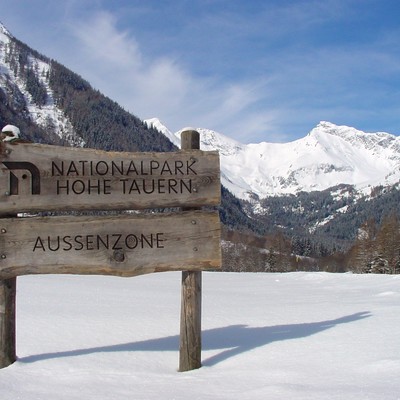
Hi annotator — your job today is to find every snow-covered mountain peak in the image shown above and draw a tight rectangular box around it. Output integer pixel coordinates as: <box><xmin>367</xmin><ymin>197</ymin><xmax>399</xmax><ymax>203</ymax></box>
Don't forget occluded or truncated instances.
<box><xmin>0</xmin><ymin>22</ymin><xmax>12</xmax><ymax>38</ymax></box>
<box><xmin>0</xmin><ymin>23</ymin><xmax>12</xmax><ymax>44</ymax></box>
<box><xmin>151</xmin><ymin>119</ymin><xmax>400</xmax><ymax>201</ymax></box>
<box><xmin>144</xmin><ymin>119</ymin><xmax>244</xmax><ymax>155</ymax></box>
<box><xmin>184</xmin><ymin>127</ymin><xmax>244</xmax><ymax>156</ymax></box>
<box><xmin>310</xmin><ymin>121</ymin><xmax>398</xmax><ymax>151</ymax></box>
<box><xmin>0</xmin><ymin>28</ymin><xmax>84</xmax><ymax>146</ymax></box>
<box><xmin>144</xmin><ymin>118</ymin><xmax>179</xmax><ymax>146</ymax></box>
<box><xmin>309</xmin><ymin>121</ymin><xmax>362</xmax><ymax>145</ymax></box>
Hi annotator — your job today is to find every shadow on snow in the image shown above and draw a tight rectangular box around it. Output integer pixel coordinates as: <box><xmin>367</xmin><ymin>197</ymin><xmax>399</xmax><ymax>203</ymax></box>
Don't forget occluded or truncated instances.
<box><xmin>18</xmin><ymin>311</ymin><xmax>371</xmax><ymax>366</ymax></box>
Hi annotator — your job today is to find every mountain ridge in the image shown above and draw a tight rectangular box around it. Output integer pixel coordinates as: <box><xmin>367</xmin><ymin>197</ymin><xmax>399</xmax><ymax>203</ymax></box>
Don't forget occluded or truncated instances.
<box><xmin>145</xmin><ymin>118</ymin><xmax>400</xmax><ymax>202</ymax></box>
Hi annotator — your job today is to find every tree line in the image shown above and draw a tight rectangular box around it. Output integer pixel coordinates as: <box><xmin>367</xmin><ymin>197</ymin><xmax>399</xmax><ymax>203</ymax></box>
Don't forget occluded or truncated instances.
<box><xmin>346</xmin><ymin>213</ymin><xmax>400</xmax><ymax>273</ymax></box>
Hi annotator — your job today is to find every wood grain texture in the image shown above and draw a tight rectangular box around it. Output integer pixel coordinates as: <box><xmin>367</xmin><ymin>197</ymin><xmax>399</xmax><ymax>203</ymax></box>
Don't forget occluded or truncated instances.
<box><xmin>0</xmin><ymin>132</ymin><xmax>221</xmax><ymax>370</ymax></box>
<box><xmin>0</xmin><ymin>142</ymin><xmax>220</xmax><ymax>212</ymax></box>
<box><xmin>0</xmin><ymin>277</ymin><xmax>16</xmax><ymax>368</ymax></box>
<box><xmin>179</xmin><ymin>130</ymin><xmax>202</xmax><ymax>372</ymax></box>
<box><xmin>179</xmin><ymin>270</ymin><xmax>202</xmax><ymax>371</ymax></box>
<box><xmin>0</xmin><ymin>210</ymin><xmax>221</xmax><ymax>279</ymax></box>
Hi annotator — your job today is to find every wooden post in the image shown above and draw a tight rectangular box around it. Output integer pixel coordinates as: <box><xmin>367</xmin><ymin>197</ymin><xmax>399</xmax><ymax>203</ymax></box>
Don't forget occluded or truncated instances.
<box><xmin>0</xmin><ymin>278</ymin><xmax>17</xmax><ymax>368</ymax></box>
<box><xmin>0</xmin><ymin>277</ymin><xmax>16</xmax><ymax>368</ymax></box>
<box><xmin>0</xmin><ymin>212</ymin><xmax>16</xmax><ymax>368</ymax></box>
<box><xmin>179</xmin><ymin>130</ymin><xmax>202</xmax><ymax>371</ymax></box>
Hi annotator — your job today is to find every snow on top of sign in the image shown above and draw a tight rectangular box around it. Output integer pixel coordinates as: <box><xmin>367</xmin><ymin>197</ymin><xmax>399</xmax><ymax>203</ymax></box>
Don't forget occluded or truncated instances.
<box><xmin>1</xmin><ymin>124</ymin><xmax>20</xmax><ymax>141</ymax></box>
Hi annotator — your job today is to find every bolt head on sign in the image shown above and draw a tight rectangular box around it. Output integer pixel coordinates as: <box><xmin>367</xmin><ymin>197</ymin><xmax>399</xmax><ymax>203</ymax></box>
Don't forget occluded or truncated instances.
<box><xmin>1</xmin><ymin>125</ymin><xmax>20</xmax><ymax>142</ymax></box>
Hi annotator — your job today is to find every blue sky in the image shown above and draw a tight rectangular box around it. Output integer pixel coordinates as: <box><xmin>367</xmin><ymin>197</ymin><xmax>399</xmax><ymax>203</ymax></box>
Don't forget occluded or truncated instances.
<box><xmin>1</xmin><ymin>0</ymin><xmax>400</xmax><ymax>143</ymax></box>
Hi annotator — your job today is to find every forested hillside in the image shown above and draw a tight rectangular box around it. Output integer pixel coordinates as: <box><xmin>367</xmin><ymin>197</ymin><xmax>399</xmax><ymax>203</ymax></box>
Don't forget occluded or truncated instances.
<box><xmin>1</xmin><ymin>36</ymin><xmax>174</xmax><ymax>152</ymax></box>
<box><xmin>48</xmin><ymin>61</ymin><xmax>176</xmax><ymax>152</ymax></box>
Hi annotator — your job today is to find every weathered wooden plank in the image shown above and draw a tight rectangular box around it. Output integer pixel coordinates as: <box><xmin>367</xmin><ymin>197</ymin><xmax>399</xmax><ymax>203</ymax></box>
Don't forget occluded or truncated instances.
<box><xmin>0</xmin><ymin>143</ymin><xmax>220</xmax><ymax>213</ymax></box>
<box><xmin>0</xmin><ymin>210</ymin><xmax>221</xmax><ymax>279</ymax></box>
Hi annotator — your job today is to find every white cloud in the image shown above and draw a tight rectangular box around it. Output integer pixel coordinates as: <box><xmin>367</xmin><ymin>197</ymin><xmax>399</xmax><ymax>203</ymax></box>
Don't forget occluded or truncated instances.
<box><xmin>65</xmin><ymin>11</ymin><xmax>276</xmax><ymax>141</ymax></box>
<box><xmin>69</xmin><ymin>12</ymin><xmax>142</xmax><ymax>69</ymax></box>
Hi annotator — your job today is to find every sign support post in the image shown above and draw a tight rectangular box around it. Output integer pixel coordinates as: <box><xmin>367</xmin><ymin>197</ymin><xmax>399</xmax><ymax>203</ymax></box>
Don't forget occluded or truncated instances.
<box><xmin>179</xmin><ymin>130</ymin><xmax>202</xmax><ymax>372</ymax></box>
<box><xmin>0</xmin><ymin>278</ymin><xmax>16</xmax><ymax>368</ymax></box>
<box><xmin>0</xmin><ymin>213</ymin><xmax>16</xmax><ymax>369</ymax></box>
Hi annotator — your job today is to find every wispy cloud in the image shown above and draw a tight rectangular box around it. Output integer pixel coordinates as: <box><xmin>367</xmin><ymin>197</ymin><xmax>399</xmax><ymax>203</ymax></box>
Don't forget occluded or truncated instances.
<box><xmin>72</xmin><ymin>12</ymin><xmax>142</xmax><ymax>67</ymax></box>
<box><xmin>67</xmin><ymin>11</ymin><xmax>274</xmax><ymax>142</ymax></box>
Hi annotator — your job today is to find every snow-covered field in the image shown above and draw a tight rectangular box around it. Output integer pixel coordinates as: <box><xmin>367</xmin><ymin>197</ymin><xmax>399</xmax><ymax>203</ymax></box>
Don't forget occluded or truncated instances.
<box><xmin>1</xmin><ymin>271</ymin><xmax>399</xmax><ymax>399</ymax></box>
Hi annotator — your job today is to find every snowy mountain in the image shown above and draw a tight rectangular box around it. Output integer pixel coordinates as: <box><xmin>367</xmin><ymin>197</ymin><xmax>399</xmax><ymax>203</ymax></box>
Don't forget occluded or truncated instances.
<box><xmin>146</xmin><ymin>118</ymin><xmax>400</xmax><ymax>201</ymax></box>
<box><xmin>0</xmin><ymin>22</ymin><xmax>83</xmax><ymax>146</ymax></box>
<box><xmin>0</xmin><ymin>22</ymin><xmax>173</xmax><ymax>153</ymax></box>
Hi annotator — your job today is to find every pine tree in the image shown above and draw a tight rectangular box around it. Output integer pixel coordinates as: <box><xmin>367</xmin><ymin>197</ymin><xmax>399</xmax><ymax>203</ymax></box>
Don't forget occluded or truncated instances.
<box><xmin>375</xmin><ymin>213</ymin><xmax>400</xmax><ymax>273</ymax></box>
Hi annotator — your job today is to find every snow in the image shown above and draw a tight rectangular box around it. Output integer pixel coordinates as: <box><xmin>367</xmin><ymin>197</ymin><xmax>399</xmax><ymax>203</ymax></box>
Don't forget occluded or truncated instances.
<box><xmin>0</xmin><ymin>25</ymin><xmax>84</xmax><ymax>147</ymax></box>
<box><xmin>146</xmin><ymin>118</ymin><xmax>400</xmax><ymax>202</ymax></box>
<box><xmin>1</xmin><ymin>271</ymin><xmax>400</xmax><ymax>399</ymax></box>
<box><xmin>0</xmin><ymin>22</ymin><xmax>12</xmax><ymax>38</ymax></box>
<box><xmin>145</xmin><ymin>118</ymin><xmax>180</xmax><ymax>147</ymax></box>
<box><xmin>1</xmin><ymin>124</ymin><xmax>20</xmax><ymax>140</ymax></box>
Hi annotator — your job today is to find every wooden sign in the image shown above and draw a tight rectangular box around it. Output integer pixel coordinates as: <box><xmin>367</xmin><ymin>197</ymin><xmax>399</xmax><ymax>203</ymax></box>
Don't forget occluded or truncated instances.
<box><xmin>0</xmin><ymin>142</ymin><xmax>220</xmax><ymax>213</ymax></box>
<box><xmin>0</xmin><ymin>210</ymin><xmax>220</xmax><ymax>279</ymax></box>
<box><xmin>0</xmin><ymin>130</ymin><xmax>221</xmax><ymax>371</ymax></box>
